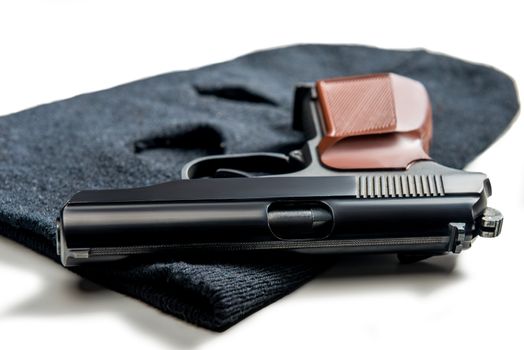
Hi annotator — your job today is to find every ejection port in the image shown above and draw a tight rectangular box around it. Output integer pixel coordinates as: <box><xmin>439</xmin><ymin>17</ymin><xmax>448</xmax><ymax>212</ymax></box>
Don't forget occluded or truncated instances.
<box><xmin>268</xmin><ymin>201</ymin><xmax>334</xmax><ymax>240</ymax></box>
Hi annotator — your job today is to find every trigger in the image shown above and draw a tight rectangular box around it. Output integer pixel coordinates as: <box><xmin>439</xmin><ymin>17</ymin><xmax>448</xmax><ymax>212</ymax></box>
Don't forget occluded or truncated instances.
<box><xmin>214</xmin><ymin>168</ymin><xmax>252</xmax><ymax>178</ymax></box>
<box><xmin>181</xmin><ymin>152</ymin><xmax>304</xmax><ymax>179</ymax></box>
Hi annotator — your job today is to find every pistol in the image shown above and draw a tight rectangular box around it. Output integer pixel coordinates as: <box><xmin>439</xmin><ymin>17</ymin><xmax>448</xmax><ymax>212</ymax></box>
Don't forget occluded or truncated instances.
<box><xmin>56</xmin><ymin>73</ymin><xmax>503</xmax><ymax>267</ymax></box>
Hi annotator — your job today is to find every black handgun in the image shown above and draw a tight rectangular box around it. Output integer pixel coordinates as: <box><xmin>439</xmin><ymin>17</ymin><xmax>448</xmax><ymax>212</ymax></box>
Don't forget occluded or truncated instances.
<box><xmin>56</xmin><ymin>73</ymin><xmax>502</xmax><ymax>267</ymax></box>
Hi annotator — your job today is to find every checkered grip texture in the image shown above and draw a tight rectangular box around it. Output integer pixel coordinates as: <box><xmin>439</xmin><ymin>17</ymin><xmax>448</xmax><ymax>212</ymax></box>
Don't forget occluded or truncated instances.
<box><xmin>316</xmin><ymin>74</ymin><xmax>397</xmax><ymax>137</ymax></box>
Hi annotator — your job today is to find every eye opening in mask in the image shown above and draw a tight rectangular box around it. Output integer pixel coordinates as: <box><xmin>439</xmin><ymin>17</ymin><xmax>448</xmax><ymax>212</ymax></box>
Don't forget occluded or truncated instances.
<box><xmin>133</xmin><ymin>125</ymin><xmax>225</xmax><ymax>156</ymax></box>
<box><xmin>194</xmin><ymin>85</ymin><xmax>278</xmax><ymax>106</ymax></box>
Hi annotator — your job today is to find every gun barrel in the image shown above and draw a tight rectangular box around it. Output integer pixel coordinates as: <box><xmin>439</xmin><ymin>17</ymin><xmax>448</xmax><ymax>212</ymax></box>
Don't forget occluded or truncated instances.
<box><xmin>57</xmin><ymin>184</ymin><xmax>487</xmax><ymax>266</ymax></box>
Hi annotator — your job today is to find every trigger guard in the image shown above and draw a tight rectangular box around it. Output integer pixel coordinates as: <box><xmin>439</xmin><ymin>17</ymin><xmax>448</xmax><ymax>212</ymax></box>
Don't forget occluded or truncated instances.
<box><xmin>181</xmin><ymin>152</ymin><xmax>302</xmax><ymax>179</ymax></box>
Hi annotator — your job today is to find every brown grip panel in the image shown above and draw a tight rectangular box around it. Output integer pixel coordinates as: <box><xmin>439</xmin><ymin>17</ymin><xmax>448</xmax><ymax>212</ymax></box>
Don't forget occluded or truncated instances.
<box><xmin>316</xmin><ymin>73</ymin><xmax>432</xmax><ymax>170</ymax></box>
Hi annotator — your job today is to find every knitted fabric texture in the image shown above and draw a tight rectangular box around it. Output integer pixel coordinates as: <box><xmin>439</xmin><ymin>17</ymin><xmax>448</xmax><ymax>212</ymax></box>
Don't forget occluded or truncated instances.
<box><xmin>0</xmin><ymin>45</ymin><xmax>519</xmax><ymax>331</ymax></box>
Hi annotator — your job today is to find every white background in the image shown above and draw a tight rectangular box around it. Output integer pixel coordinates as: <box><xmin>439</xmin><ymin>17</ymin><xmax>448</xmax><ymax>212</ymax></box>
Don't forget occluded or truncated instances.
<box><xmin>0</xmin><ymin>1</ymin><xmax>522</xmax><ymax>349</ymax></box>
